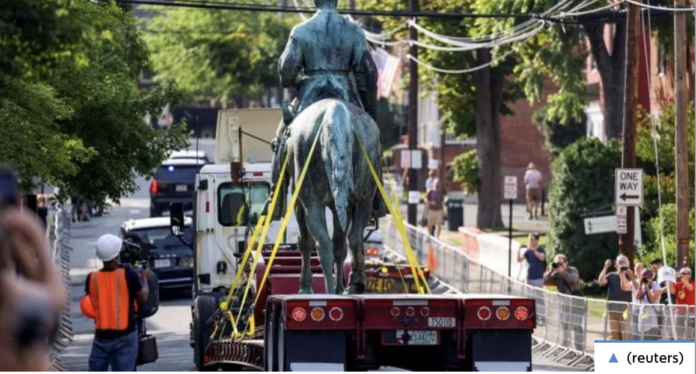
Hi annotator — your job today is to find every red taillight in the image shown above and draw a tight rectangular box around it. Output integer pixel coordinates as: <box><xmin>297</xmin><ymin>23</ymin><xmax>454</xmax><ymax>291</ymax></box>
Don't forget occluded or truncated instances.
<box><xmin>253</xmin><ymin>172</ymin><xmax>263</xmax><ymax>177</ymax></box>
<box><xmin>150</xmin><ymin>179</ymin><xmax>158</xmax><ymax>194</ymax></box>
<box><xmin>391</xmin><ymin>306</ymin><xmax>401</xmax><ymax>317</ymax></box>
<box><xmin>206</xmin><ymin>201</ymin><xmax>210</xmax><ymax>213</ymax></box>
<box><xmin>328</xmin><ymin>307</ymin><xmax>344</xmax><ymax>321</ymax></box>
<box><xmin>365</xmin><ymin>248</ymin><xmax>378</xmax><ymax>256</ymax></box>
<box><xmin>310</xmin><ymin>307</ymin><xmax>325</xmax><ymax>322</ymax></box>
<box><xmin>402</xmin><ymin>268</ymin><xmax>410</xmax><ymax>275</ymax></box>
<box><xmin>292</xmin><ymin>307</ymin><xmax>306</xmax><ymax>322</ymax></box>
<box><xmin>477</xmin><ymin>306</ymin><xmax>492</xmax><ymax>321</ymax></box>
<box><xmin>420</xmin><ymin>307</ymin><xmax>430</xmax><ymax>317</ymax></box>
<box><xmin>405</xmin><ymin>307</ymin><xmax>415</xmax><ymax>317</ymax></box>
<box><xmin>514</xmin><ymin>306</ymin><xmax>529</xmax><ymax>321</ymax></box>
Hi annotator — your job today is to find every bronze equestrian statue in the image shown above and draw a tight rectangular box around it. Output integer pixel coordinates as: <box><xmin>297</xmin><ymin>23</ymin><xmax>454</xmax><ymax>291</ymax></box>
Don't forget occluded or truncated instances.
<box><xmin>264</xmin><ymin>0</ymin><xmax>384</xmax><ymax>295</ymax></box>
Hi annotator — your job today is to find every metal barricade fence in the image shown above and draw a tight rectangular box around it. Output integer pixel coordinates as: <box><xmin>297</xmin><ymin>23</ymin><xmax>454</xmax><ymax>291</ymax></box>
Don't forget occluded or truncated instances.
<box><xmin>48</xmin><ymin>204</ymin><xmax>73</xmax><ymax>372</ymax></box>
<box><xmin>380</xmin><ymin>216</ymin><xmax>696</xmax><ymax>369</ymax></box>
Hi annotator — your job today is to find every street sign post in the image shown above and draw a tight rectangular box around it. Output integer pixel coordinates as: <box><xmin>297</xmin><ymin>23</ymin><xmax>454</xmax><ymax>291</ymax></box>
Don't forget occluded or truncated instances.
<box><xmin>504</xmin><ymin>176</ymin><xmax>517</xmax><ymax>280</ymax></box>
<box><xmin>615</xmin><ymin>168</ymin><xmax>644</xmax><ymax>206</ymax></box>
<box><xmin>616</xmin><ymin>206</ymin><xmax>628</xmax><ymax>234</ymax></box>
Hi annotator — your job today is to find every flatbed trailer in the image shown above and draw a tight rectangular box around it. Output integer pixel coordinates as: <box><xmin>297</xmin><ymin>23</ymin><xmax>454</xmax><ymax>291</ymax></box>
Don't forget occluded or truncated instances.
<box><xmin>198</xmin><ymin>249</ymin><xmax>537</xmax><ymax>372</ymax></box>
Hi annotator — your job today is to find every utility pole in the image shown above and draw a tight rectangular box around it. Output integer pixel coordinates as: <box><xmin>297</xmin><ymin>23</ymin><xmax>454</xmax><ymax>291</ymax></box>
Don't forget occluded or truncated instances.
<box><xmin>619</xmin><ymin>0</ymin><xmax>640</xmax><ymax>264</ymax></box>
<box><xmin>348</xmin><ymin>0</ymin><xmax>355</xmax><ymax>10</ymax></box>
<box><xmin>674</xmin><ymin>0</ymin><xmax>690</xmax><ymax>269</ymax></box>
<box><xmin>407</xmin><ymin>0</ymin><xmax>419</xmax><ymax>225</ymax></box>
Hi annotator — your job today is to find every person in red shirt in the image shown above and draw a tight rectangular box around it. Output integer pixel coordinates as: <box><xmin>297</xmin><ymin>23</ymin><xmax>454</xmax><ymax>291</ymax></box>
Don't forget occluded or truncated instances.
<box><xmin>669</xmin><ymin>267</ymin><xmax>695</xmax><ymax>340</ymax></box>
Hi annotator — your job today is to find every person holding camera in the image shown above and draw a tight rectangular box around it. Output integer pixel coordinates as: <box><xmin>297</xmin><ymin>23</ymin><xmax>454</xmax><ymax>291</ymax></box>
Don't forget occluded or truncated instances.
<box><xmin>517</xmin><ymin>233</ymin><xmax>546</xmax><ymax>324</ymax></box>
<box><xmin>598</xmin><ymin>255</ymin><xmax>633</xmax><ymax>340</ymax></box>
<box><xmin>81</xmin><ymin>234</ymin><xmax>150</xmax><ymax>371</ymax></box>
<box><xmin>631</xmin><ymin>268</ymin><xmax>662</xmax><ymax>340</ymax></box>
<box><xmin>0</xmin><ymin>207</ymin><xmax>67</xmax><ymax>371</ymax></box>
<box><xmin>544</xmin><ymin>254</ymin><xmax>585</xmax><ymax>352</ymax></box>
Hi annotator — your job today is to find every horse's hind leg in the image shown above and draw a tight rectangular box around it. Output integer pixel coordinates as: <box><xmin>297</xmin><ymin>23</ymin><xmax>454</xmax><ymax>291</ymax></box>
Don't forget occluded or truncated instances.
<box><xmin>346</xmin><ymin>198</ymin><xmax>372</xmax><ymax>295</ymax></box>
<box><xmin>302</xmin><ymin>201</ymin><xmax>334</xmax><ymax>294</ymax></box>
<box><xmin>296</xmin><ymin>204</ymin><xmax>314</xmax><ymax>294</ymax></box>
<box><xmin>331</xmin><ymin>206</ymin><xmax>347</xmax><ymax>295</ymax></box>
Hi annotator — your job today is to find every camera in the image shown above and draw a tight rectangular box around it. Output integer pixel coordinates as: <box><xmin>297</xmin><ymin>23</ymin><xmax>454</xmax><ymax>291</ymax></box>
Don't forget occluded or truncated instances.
<box><xmin>620</xmin><ymin>265</ymin><xmax>629</xmax><ymax>272</ymax></box>
<box><xmin>120</xmin><ymin>233</ymin><xmax>153</xmax><ymax>268</ymax></box>
<box><xmin>552</xmin><ymin>262</ymin><xmax>560</xmax><ymax>269</ymax></box>
<box><xmin>642</xmin><ymin>277</ymin><xmax>650</xmax><ymax>284</ymax></box>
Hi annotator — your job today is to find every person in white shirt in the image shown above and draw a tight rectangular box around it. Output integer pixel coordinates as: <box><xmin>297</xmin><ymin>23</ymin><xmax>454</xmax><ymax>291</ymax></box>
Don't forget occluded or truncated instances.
<box><xmin>630</xmin><ymin>268</ymin><xmax>663</xmax><ymax>340</ymax></box>
<box><xmin>524</xmin><ymin>162</ymin><xmax>543</xmax><ymax>220</ymax></box>
<box><xmin>425</xmin><ymin>170</ymin><xmax>436</xmax><ymax>191</ymax></box>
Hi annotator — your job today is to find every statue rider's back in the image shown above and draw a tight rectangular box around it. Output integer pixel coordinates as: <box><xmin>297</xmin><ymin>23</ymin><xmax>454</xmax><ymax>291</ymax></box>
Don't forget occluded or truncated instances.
<box><xmin>279</xmin><ymin>8</ymin><xmax>378</xmax><ymax>121</ymax></box>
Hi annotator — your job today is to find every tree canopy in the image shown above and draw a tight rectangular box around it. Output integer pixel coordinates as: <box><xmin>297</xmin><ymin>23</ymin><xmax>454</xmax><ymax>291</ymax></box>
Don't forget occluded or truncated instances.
<box><xmin>141</xmin><ymin>1</ymin><xmax>299</xmax><ymax>107</ymax></box>
<box><xmin>0</xmin><ymin>0</ymin><xmax>189</xmax><ymax>205</ymax></box>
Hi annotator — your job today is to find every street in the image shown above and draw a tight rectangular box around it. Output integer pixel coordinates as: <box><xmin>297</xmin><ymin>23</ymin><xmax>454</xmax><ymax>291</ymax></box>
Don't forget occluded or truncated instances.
<box><xmin>60</xmin><ymin>199</ymin><xmax>579</xmax><ymax>372</ymax></box>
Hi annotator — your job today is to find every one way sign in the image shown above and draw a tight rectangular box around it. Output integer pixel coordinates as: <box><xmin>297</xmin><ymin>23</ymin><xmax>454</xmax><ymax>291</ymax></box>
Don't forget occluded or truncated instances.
<box><xmin>615</xmin><ymin>168</ymin><xmax>644</xmax><ymax>206</ymax></box>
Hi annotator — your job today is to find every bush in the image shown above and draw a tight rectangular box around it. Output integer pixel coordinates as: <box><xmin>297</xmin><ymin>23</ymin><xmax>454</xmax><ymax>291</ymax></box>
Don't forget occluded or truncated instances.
<box><xmin>452</xmin><ymin>149</ymin><xmax>479</xmax><ymax>196</ymax></box>
<box><xmin>638</xmin><ymin>203</ymin><xmax>695</xmax><ymax>269</ymax></box>
<box><xmin>533</xmin><ymin>108</ymin><xmax>587</xmax><ymax>157</ymax></box>
<box><xmin>548</xmin><ymin>138</ymin><xmax>622</xmax><ymax>282</ymax></box>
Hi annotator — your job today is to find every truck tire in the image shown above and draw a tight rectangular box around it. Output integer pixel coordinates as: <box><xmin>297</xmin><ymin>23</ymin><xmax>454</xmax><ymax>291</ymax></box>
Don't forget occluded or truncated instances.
<box><xmin>193</xmin><ymin>295</ymin><xmax>217</xmax><ymax>371</ymax></box>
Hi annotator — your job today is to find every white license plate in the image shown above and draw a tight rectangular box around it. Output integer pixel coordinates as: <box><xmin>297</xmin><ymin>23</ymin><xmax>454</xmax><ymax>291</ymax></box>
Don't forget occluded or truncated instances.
<box><xmin>154</xmin><ymin>259</ymin><xmax>171</xmax><ymax>268</ymax></box>
<box><xmin>428</xmin><ymin>317</ymin><xmax>456</xmax><ymax>328</ymax></box>
<box><xmin>397</xmin><ymin>330</ymin><xmax>438</xmax><ymax>345</ymax></box>
<box><xmin>176</xmin><ymin>185</ymin><xmax>187</xmax><ymax>192</ymax></box>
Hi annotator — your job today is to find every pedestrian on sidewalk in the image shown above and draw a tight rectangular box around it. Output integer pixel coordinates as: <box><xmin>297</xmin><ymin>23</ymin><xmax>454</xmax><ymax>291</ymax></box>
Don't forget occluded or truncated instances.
<box><xmin>425</xmin><ymin>170</ymin><xmax>436</xmax><ymax>191</ymax></box>
<box><xmin>544</xmin><ymin>254</ymin><xmax>585</xmax><ymax>353</ymax></box>
<box><xmin>82</xmin><ymin>234</ymin><xmax>150</xmax><ymax>371</ymax></box>
<box><xmin>524</xmin><ymin>163</ymin><xmax>543</xmax><ymax>220</ymax></box>
<box><xmin>517</xmin><ymin>233</ymin><xmax>547</xmax><ymax>324</ymax></box>
<box><xmin>598</xmin><ymin>255</ymin><xmax>633</xmax><ymax>340</ymax></box>
<box><xmin>425</xmin><ymin>179</ymin><xmax>445</xmax><ymax>238</ymax></box>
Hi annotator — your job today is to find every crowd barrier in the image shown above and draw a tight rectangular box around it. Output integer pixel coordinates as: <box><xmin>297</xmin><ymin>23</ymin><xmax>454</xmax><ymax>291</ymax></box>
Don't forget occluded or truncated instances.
<box><xmin>381</xmin><ymin>216</ymin><xmax>696</xmax><ymax>371</ymax></box>
<box><xmin>48</xmin><ymin>204</ymin><xmax>73</xmax><ymax>372</ymax></box>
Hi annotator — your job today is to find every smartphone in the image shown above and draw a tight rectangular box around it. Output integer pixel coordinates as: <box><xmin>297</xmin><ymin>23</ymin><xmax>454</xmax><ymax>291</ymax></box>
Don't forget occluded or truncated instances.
<box><xmin>0</xmin><ymin>166</ymin><xmax>18</xmax><ymax>208</ymax></box>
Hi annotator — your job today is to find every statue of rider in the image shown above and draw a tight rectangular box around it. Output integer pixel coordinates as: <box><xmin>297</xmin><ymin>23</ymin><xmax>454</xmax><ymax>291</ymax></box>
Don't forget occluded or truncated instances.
<box><xmin>267</xmin><ymin>0</ymin><xmax>386</xmax><ymax>218</ymax></box>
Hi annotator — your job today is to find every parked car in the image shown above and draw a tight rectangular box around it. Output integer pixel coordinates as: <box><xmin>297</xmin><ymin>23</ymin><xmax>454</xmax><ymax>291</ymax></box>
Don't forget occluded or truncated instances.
<box><xmin>119</xmin><ymin>217</ymin><xmax>194</xmax><ymax>292</ymax></box>
<box><xmin>149</xmin><ymin>158</ymin><xmax>205</xmax><ymax>217</ymax></box>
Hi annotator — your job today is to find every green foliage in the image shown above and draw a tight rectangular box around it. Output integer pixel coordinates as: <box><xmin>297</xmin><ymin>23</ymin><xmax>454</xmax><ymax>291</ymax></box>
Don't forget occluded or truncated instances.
<box><xmin>0</xmin><ymin>1</ymin><xmax>189</xmax><ymax>205</ymax></box>
<box><xmin>452</xmin><ymin>150</ymin><xmax>479</xmax><ymax>195</ymax></box>
<box><xmin>141</xmin><ymin>2</ymin><xmax>297</xmax><ymax>105</ymax></box>
<box><xmin>639</xmin><ymin>204</ymin><xmax>695</xmax><ymax>270</ymax></box>
<box><xmin>533</xmin><ymin>107</ymin><xmax>587</xmax><ymax>157</ymax></box>
<box><xmin>548</xmin><ymin>138</ymin><xmax>622</xmax><ymax>282</ymax></box>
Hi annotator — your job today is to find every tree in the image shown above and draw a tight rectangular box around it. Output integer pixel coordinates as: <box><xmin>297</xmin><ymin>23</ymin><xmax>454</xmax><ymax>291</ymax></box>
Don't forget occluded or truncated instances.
<box><xmin>533</xmin><ymin>108</ymin><xmax>587</xmax><ymax>157</ymax></box>
<box><xmin>141</xmin><ymin>2</ymin><xmax>297</xmax><ymax>107</ymax></box>
<box><xmin>0</xmin><ymin>1</ymin><xmax>189</xmax><ymax>205</ymax></box>
<box><xmin>548</xmin><ymin>138</ymin><xmax>622</xmax><ymax>282</ymax></box>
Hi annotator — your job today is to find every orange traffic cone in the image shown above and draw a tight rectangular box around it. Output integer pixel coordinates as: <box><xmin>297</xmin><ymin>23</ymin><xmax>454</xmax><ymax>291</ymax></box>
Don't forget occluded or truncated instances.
<box><xmin>427</xmin><ymin>243</ymin><xmax>437</xmax><ymax>271</ymax></box>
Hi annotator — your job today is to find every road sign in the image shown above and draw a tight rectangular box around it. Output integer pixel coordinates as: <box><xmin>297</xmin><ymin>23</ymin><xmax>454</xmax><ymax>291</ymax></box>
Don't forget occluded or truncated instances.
<box><xmin>408</xmin><ymin>191</ymin><xmax>420</xmax><ymax>204</ymax></box>
<box><xmin>504</xmin><ymin>176</ymin><xmax>517</xmax><ymax>200</ymax></box>
<box><xmin>400</xmin><ymin>150</ymin><xmax>411</xmax><ymax>169</ymax></box>
<box><xmin>616</xmin><ymin>206</ymin><xmax>627</xmax><ymax>234</ymax></box>
<box><xmin>411</xmin><ymin>150</ymin><xmax>422</xmax><ymax>169</ymax></box>
<box><xmin>584</xmin><ymin>215</ymin><xmax>617</xmax><ymax>235</ymax></box>
<box><xmin>615</xmin><ymin>168</ymin><xmax>644</xmax><ymax>206</ymax></box>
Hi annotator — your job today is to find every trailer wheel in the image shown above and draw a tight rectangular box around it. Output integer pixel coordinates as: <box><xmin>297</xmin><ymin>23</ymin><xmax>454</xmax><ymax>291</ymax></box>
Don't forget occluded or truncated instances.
<box><xmin>193</xmin><ymin>295</ymin><xmax>217</xmax><ymax>371</ymax></box>
<box><xmin>264</xmin><ymin>307</ymin><xmax>278</xmax><ymax>371</ymax></box>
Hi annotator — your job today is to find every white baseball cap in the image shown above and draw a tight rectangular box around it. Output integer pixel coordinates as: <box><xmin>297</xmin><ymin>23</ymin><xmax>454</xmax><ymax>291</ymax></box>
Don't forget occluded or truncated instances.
<box><xmin>96</xmin><ymin>234</ymin><xmax>123</xmax><ymax>262</ymax></box>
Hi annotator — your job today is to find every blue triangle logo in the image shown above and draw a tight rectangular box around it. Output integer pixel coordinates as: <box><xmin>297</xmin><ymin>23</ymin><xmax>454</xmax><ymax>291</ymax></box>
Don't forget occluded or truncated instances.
<box><xmin>609</xmin><ymin>353</ymin><xmax>618</xmax><ymax>363</ymax></box>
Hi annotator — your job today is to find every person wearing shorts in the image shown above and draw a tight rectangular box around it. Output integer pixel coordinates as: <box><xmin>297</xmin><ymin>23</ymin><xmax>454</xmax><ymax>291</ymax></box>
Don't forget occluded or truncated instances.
<box><xmin>524</xmin><ymin>162</ymin><xmax>542</xmax><ymax>220</ymax></box>
<box><xmin>425</xmin><ymin>179</ymin><xmax>445</xmax><ymax>238</ymax></box>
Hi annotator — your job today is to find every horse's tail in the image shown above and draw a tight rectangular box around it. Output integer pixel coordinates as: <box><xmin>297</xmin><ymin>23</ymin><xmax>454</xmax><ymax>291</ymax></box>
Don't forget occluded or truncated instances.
<box><xmin>322</xmin><ymin>101</ymin><xmax>354</xmax><ymax>232</ymax></box>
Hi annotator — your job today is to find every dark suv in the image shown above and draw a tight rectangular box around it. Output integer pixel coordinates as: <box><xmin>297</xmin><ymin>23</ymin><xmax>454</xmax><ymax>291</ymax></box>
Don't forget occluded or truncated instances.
<box><xmin>149</xmin><ymin>158</ymin><xmax>204</xmax><ymax>217</ymax></box>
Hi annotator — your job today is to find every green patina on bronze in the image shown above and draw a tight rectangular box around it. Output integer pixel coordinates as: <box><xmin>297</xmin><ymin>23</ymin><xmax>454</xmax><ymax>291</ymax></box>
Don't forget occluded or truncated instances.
<box><xmin>264</xmin><ymin>0</ymin><xmax>384</xmax><ymax>295</ymax></box>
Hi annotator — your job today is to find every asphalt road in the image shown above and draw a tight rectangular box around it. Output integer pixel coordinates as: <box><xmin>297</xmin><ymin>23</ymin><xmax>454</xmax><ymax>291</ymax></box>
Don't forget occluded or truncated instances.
<box><xmin>60</xmin><ymin>203</ymin><xmax>582</xmax><ymax>372</ymax></box>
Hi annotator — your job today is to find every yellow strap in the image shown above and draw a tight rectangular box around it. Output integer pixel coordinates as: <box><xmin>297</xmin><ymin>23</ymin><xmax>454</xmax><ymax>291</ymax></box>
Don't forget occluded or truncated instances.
<box><xmin>233</xmin><ymin>150</ymin><xmax>291</xmax><ymax>338</ymax></box>
<box><xmin>354</xmin><ymin>130</ymin><xmax>430</xmax><ymax>294</ymax></box>
<box><xmin>384</xmin><ymin>172</ymin><xmax>410</xmax><ymax>294</ymax></box>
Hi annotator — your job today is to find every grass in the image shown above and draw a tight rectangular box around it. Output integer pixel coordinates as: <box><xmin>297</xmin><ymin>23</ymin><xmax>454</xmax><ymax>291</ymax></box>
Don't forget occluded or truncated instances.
<box><xmin>514</xmin><ymin>234</ymin><xmax>548</xmax><ymax>247</ymax></box>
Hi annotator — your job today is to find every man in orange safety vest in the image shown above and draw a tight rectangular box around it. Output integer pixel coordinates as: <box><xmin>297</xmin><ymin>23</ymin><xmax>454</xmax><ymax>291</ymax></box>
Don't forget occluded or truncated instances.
<box><xmin>81</xmin><ymin>234</ymin><xmax>150</xmax><ymax>371</ymax></box>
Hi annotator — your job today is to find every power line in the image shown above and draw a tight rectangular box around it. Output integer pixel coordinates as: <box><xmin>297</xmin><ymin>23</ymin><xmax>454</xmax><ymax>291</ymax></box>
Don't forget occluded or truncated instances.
<box><xmin>118</xmin><ymin>0</ymin><xmax>575</xmax><ymax>22</ymax></box>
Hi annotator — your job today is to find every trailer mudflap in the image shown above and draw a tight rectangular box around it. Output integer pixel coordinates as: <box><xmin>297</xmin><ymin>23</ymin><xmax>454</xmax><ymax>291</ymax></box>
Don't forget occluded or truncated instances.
<box><xmin>469</xmin><ymin>330</ymin><xmax>533</xmax><ymax>372</ymax></box>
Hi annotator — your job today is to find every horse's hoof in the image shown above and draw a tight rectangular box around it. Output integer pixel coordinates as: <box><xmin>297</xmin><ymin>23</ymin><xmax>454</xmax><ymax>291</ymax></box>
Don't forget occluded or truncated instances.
<box><xmin>345</xmin><ymin>284</ymin><xmax>365</xmax><ymax>295</ymax></box>
<box><xmin>335</xmin><ymin>287</ymin><xmax>345</xmax><ymax>295</ymax></box>
<box><xmin>298</xmin><ymin>288</ymin><xmax>314</xmax><ymax>295</ymax></box>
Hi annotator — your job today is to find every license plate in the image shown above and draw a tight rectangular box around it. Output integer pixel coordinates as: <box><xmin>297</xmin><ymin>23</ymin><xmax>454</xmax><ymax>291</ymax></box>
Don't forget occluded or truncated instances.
<box><xmin>366</xmin><ymin>277</ymin><xmax>418</xmax><ymax>294</ymax></box>
<box><xmin>428</xmin><ymin>317</ymin><xmax>456</xmax><ymax>328</ymax></box>
<box><xmin>154</xmin><ymin>259</ymin><xmax>171</xmax><ymax>268</ymax></box>
<box><xmin>383</xmin><ymin>330</ymin><xmax>438</xmax><ymax>346</ymax></box>
<box><xmin>176</xmin><ymin>185</ymin><xmax>187</xmax><ymax>192</ymax></box>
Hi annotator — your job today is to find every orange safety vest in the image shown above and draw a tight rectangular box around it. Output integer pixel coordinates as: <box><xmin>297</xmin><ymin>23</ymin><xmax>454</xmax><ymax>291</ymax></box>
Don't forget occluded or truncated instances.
<box><xmin>87</xmin><ymin>269</ymin><xmax>135</xmax><ymax>331</ymax></box>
